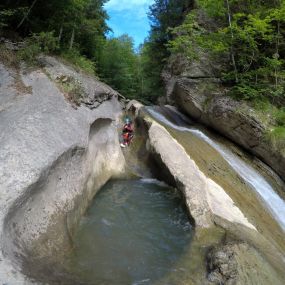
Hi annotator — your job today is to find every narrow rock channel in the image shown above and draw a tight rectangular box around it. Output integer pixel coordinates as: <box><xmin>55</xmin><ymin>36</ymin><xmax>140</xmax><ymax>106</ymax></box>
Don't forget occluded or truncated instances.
<box><xmin>1</xmin><ymin>58</ymin><xmax>285</xmax><ymax>285</ymax></box>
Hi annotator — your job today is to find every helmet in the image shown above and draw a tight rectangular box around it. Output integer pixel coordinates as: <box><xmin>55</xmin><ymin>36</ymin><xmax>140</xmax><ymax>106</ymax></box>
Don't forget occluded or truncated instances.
<box><xmin>124</xmin><ymin>116</ymin><xmax>131</xmax><ymax>124</ymax></box>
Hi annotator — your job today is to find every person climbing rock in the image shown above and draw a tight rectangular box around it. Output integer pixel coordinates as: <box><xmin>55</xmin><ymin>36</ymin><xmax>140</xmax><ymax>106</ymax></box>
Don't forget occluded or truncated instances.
<box><xmin>121</xmin><ymin>117</ymin><xmax>134</xmax><ymax>147</ymax></box>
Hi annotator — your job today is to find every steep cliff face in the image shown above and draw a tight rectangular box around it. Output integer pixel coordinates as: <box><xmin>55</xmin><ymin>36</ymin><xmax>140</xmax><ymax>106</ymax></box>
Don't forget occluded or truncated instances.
<box><xmin>0</xmin><ymin>57</ymin><xmax>125</xmax><ymax>283</ymax></box>
<box><xmin>163</xmin><ymin>53</ymin><xmax>285</xmax><ymax>181</ymax></box>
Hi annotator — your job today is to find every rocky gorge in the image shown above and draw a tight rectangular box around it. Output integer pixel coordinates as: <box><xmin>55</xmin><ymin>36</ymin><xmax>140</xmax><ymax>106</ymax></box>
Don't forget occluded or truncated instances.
<box><xmin>162</xmin><ymin>53</ymin><xmax>285</xmax><ymax>182</ymax></box>
<box><xmin>0</xmin><ymin>55</ymin><xmax>285</xmax><ymax>284</ymax></box>
<box><xmin>130</xmin><ymin>102</ymin><xmax>285</xmax><ymax>284</ymax></box>
<box><xmin>0</xmin><ymin>56</ymin><xmax>126</xmax><ymax>283</ymax></box>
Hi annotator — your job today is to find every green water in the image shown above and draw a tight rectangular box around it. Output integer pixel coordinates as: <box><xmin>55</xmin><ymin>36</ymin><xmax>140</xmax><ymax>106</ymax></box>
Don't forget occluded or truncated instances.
<box><xmin>67</xmin><ymin>179</ymin><xmax>193</xmax><ymax>285</ymax></box>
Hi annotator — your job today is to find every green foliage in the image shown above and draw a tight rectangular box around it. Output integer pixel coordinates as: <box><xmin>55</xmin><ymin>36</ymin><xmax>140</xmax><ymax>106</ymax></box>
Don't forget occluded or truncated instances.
<box><xmin>167</xmin><ymin>12</ymin><xmax>206</xmax><ymax>60</ymax></box>
<box><xmin>252</xmin><ymin>97</ymin><xmax>272</xmax><ymax>112</ymax></box>
<box><xmin>0</xmin><ymin>9</ymin><xmax>15</xmax><ymax>30</ymax></box>
<box><xmin>17</xmin><ymin>41</ymin><xmax>41</xmax><ymax>63</ymax></box>
<box><xmin>138</xmin><ymin>0</ymin><xmax>193</xmax><ymax>102</ymax></box>
<box><xmin>148</xmin><ymin>0</ymin><xmax>193</xmax><ymax>46</ymax></box>
<box><xmin>267</xmin><ymin>126</ymin><xmax>285</xmax><ymax>150</ymax></box>
<box><xmin>32</xmin><ymin>32</ymin><xmax>59</xmax><ymax>53</ymax></box>
<box><xmin>60</xmin><ymin>77</ymin><xmax>85</xmax><ymax>106</ymax></box>
<box><xmin>98</xmin><ymin>35</ymin><xmax>140</xmax><ymax>99</ymax></box>
<box><xmin>272</xmin><ymin>126</ymin><xmax>285</xmax><ymax>138</ymax></box>
<box><xmin>196</xmin><ymin>0</ymin><xmax>226</xmax><ymax>17</ymax></box>
<box><xmin>138</xmin><ymin>42</ymin><xmax>164</xmax><ymax>103</ymax></box>
<box><xmin>231</xmin><ymin>83</ymin><xmax>261</xmax><ymax>100</ymax></box>
<box><xmin>274</xmin><ymin>108</ymin><xmax>285</xmax><ymax>126</ymax></box>
<box><xmin>17</xmin><ymin>32</ymin><xmax>59</xmax><ymax>63</ymax></box>
<box><xmin>62</xmin><ymin>49</ymin><xmax>96</xmax><ymax>75</ymax></box>
<box><xmin>1</xmin><ymin>0</ymin><xmax>108</xmax><ymax>64</ymax></box>
<box><xmin>168</xmin><ymin>0</ymin><xmax>285</xmax><ymax>104</ymax></box>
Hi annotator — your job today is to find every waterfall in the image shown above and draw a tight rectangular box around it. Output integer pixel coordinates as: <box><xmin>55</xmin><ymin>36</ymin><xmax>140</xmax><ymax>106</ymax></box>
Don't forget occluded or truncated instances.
<box><xmin>146</xmin><ymin>107</ymin><xmax>285</xmax><ymax>231</ymax></box>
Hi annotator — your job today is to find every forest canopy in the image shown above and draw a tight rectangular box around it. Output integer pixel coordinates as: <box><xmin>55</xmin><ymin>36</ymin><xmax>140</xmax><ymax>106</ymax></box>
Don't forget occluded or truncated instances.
<box><xmin>168</xmin><ymin>0</ymin><xmax>285</xmax><ymax>105</ymax></box>
<box><xmin>0</xmin><ymin>0</ymin><xmax>194</xmax><ymax>102</ymax></box>
<box><xmin>1</xmin><ymin>0</ymin><xmax>285</xmax><ymax>106</ymax></box>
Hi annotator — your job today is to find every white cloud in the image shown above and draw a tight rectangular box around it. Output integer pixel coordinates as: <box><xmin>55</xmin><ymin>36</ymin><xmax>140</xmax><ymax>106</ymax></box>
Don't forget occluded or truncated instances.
<box><xmin>105</xmin><ymin>0</ymin><xmax>154</xmax><ymax>11</ymax></box>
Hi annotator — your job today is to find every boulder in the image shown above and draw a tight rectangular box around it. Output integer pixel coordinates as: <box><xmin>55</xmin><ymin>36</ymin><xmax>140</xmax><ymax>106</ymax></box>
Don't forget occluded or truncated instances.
<box><xmin>126</xmin><ymin>99</ymin><xmax>144</xmax><ymax>117</ymax></box>
<box><xmin>207</xmin><ymin>243</ymin><xmax>284</xmax><ymax>285</ymax></box>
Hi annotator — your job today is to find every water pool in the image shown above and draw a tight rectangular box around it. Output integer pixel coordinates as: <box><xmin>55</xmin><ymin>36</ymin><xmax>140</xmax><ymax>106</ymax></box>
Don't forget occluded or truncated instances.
<box><xmin>67</xmin><ymin>179</ymin><xmax>193</xmax><ymax>284</ymax></box>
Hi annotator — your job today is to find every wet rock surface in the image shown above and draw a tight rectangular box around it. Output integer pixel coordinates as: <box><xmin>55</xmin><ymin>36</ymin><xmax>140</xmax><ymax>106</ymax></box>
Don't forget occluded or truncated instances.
<box><xmin>1</xmin><ymin>51</ymin><xmax>284</xmax><ymax>284</ymax></box>
<box><xmin>136</xmin><ymin>106</ymin><xmax>256</xmax><ymax>232</ymax></box>
<box><xmin>163</xmin><ymin>57</ymin><xmax>285</xmax><ymax>182</ymax></box>
<box><xmin>135</xmin><ymin>104</ymin><xmax>285</xmax><ymax>284</ymax></box>
<box><xmin>207</xmin><ymin>242</ymin><xmax>284</xmax><ymax>285</ymax></box>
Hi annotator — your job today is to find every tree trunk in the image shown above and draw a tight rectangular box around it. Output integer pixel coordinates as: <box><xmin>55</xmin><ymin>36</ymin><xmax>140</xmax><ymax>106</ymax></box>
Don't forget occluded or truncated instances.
<box><xmin>275</xmin><ymin>21</ymin><xmax>280</xmax><ymax>89</ymax></box>
<box><xmin>16</xmin><ymin>0</ymin><xmax>38</xmax><ymax>29</ymax></box>
<box><xmin>225</xmin><ymin>0</ymin><xmax>238</xmax><ymax>83</ymax></box>
<box><xmin>69</xmin><ymin>28</ymin><xmax>75</xmax><ymax>50</ymax></box>
<box><xmin>58</xmin><ymin>26</ymin><xmax>63</xmax><ymax>44</ymax></box>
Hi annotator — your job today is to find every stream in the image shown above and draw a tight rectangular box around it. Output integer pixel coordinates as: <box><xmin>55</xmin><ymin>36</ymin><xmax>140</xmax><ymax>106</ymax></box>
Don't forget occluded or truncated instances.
<box><xmin>63</xmin><ymin>106</ymin><xmax>285</xmax><ymax>285</ymax></box>
<box><xmin>66</xmin><ymin>179</ymin><xmax>193</xmax><ymax>285</ymax></box>
<box><xmin>147</xmin><ymin>106</ymin><xmax>285</xmax><ymax>232</ymax></box>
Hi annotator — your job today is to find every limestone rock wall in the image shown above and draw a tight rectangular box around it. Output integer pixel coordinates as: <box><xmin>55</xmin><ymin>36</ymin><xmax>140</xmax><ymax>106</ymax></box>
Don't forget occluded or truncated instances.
<box><xmin>0</xmin><ymin>58</ymin><xmax>125</xmax><ymax>283</ymax></box>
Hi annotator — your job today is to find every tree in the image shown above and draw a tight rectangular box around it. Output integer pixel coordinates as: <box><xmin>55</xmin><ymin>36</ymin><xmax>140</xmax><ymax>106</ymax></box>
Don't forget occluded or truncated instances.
<box><xmin>0</xmin><ymin>0</ymin><xmax>109</xmax><ymax>62</ymax></box>
<box><xmin>139</xmin><ymin>0</ymin><xmax>194</xmax><ymax>102</ymax></box>
<box><xmin>168</xmin><ymin>0</ymin><xmax>285</xmax><ymax>103</ymax></box>
<box><xmin>99</xmin><ymin>35</ymin><xmax>141</xmax><ymax>99</ymax></box>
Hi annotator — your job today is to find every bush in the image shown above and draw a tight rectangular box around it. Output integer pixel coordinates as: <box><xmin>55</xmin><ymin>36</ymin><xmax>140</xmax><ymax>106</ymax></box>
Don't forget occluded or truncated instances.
<box><xmin>274</xmin><ymin>108</ymin><xmax>285</xmax><ymax>126</ymax></box>
<box><xmin>252</xmin><ymin>97</ymin><xmax>271</xmax><ymax>112</ymax></box>
<box><xmin>58</xmin><ymin>76</ymin><xmax>85</xmax><ymax>106</ymax></box>
<box><xmin>230</xmin><ymin>82</ymin><xmax>261</xmax><ymax>100</ymax></box>
<box><xmin>32</xmin><ymin>31</ymin><xmax>59</xmax><ymax>53</ymax></box>
<box><xmin>17</xmin><ymin>42</ymin><xmax>41</xmax><ymax>63</ymax></box>
<box><xmin>18</xmin><ymin>31</ymin><xmax>59</xmax><ymax>63</ymax></box>
<box><xmin>268</xmin><ymin>126</ymin><xmax>285</xmax><ymax>150</ymax></box>
<box><xmin>61</xmin><ymin>49</ymin><xmax>96</xmax><ymax>75</ymax></box>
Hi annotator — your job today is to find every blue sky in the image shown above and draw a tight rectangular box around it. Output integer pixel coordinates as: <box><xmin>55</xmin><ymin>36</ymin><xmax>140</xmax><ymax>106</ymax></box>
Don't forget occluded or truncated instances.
<box><xmin>104</xmin><ymin>0</ymin><xmax>155</xmax><ymax>48</ymax></box>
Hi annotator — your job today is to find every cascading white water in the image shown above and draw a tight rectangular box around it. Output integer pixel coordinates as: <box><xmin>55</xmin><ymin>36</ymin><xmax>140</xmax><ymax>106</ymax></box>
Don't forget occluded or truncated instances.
<box><xmin>146</xmin><ymin>107</ymin><xmax>285</xmax><ymax>231</ymax></box>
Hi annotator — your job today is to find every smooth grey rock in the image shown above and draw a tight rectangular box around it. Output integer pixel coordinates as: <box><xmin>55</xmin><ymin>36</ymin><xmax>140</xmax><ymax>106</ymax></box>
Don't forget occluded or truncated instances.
<box><xmin>0</xmin><ymin>59</ymin><xmax>125</xmax><ymax>283</ymax></box>
<box><xmin>126</xmin><ymin>99</ymin><xmax>144</xmax><ymax>118</ymax></box>
<box><xmin>38</xmin><ymin>56</ymin><xmax>121</xmax><ymax>108</ymax></box>
<box><xmin>141</xmin><ymin>114</ymin><xmax>257</xmax><ymax>231</ymax></box>
<box><xmin>0</xmin><ymin>64</ymin><xmax>19</xmax><ymax>112</ymax></box>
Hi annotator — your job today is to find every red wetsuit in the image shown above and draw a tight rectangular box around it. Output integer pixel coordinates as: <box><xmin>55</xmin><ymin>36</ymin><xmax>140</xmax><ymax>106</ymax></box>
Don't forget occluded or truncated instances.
<box><xmin>122</xmin><ymin>123</ymin><xmax>134</xmax><ymax>145</ymax></box>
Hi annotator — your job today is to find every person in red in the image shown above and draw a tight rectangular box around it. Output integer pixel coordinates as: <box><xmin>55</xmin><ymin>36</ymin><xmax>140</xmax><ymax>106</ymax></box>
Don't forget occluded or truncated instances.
<box><xmin>121</xmin><ymin>117</ymin><xmax>134</xmax><ymax>147</ymax></box>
